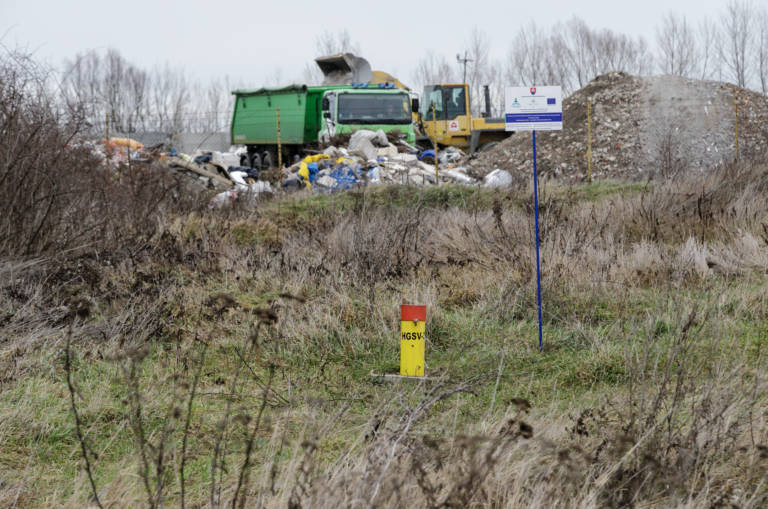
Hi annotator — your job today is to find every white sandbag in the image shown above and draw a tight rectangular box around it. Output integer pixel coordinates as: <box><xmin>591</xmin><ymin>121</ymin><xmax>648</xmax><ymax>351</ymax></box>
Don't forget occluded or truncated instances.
<box><xmin>483</xmin><ymin>169</ymin><xmax>513</xmax><ymax>188</ymax></box>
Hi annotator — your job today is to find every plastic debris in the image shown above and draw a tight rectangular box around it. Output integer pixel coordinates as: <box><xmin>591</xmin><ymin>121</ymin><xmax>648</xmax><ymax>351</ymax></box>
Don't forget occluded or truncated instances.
<box><xmin>377</xmin><ymin>145</ymin><xmax>398</xmax><ymax>157</ymax></box>
<box><xmin>317</xmin><ymin>175</ymin><xmax>338</xmax><ymax>188</ymax></box>
<box><xmin>419</xmin><ymin>150</ymin><xmax>437</xmax><ymax>161</ymax></box>
<box><xmin>483</xmin><ymin>169</ymin><xmax>513</xmax><ymax>188</ymax></box>
<box><xmin>442</xmin><ymin>169</ymin><xmax>476</xmax><ymax>184</ymax></box>
<box><xmin>210</xmin><ymin>191</ymin><xmax>238</xmax><ymax>208</ymax></box>
<box><xmin>110</xmin><ymin>138</ymin><xmax>143</xmax><ymax>150</ymax></box>
<box><xmin>348</xmin><ymin>136</ymin><xmax>378</xmax><ymax>161</ymax></box>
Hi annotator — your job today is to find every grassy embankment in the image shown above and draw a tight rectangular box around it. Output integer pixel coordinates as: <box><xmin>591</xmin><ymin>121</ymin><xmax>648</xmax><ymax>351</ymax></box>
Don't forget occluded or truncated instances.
<box><xmin>2</xmin><ymin>170</ymin><xmax>768</xmax><ymax>508</ymax></box>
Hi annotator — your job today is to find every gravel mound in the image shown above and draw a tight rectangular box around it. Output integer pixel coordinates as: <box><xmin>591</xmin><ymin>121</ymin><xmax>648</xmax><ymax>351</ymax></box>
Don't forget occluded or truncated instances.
<box><xmin>472</xmin><ymin>72</ymin><xmax>768</xmax><ymax>181</ymax></box>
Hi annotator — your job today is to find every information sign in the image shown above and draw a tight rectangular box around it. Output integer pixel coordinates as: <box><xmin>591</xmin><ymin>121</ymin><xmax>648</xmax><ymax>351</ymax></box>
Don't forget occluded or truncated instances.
<box><xmin>505</xmin><ymin>86</ymin><xmax>563</xmax><ymax>131</ymax></box>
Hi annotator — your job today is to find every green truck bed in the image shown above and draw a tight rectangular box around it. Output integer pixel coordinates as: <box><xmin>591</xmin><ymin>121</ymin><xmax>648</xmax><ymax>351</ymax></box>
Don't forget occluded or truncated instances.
<box><xmin>230</xmin><ymin>85</ymin><xmax>348</xmax><ymax>146</ymax></box>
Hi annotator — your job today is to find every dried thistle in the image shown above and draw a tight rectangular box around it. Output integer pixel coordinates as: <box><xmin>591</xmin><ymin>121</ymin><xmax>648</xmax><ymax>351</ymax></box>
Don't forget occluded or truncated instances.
<box><xmin>211</xmin><ymin>293</ymin><xmax>238</xmax><ymax>308</ymax></box>
<box><xmin>305</xmin><ymin>396</ymin><xmax>325</xmax><ymax>408</ymax></box>
<box><xmin>68</xmin><ymin>296</ymin><xmax>93</xmax><ymax>319</ymax></box>
<box><xmin>233</xmin><ymin>414</ymin><xmax>252</xmax><ymax>426</ymax></box>
<box><xmin>519</xmin><ymin>422</ymin><xmax>533</xmax><ymax>439</ymax></box>
<box><xmin>279</xmin><ymin>292</ymin><xmax>307</xmax><ymax>303</ymax></box>
<box><xmin>244</xmin><ymin>307</ymin><xmax>278</xmax><ymax>324</ymax></box>
<box><xmin>509</xmin><ymin>398</ymin><xmax>531</xmax><ymax>411</ymax></box>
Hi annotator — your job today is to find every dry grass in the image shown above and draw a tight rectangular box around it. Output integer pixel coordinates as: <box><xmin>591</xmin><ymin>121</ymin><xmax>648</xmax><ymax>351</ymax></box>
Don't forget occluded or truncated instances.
<box><xmin>3</xmin><ymin>46</ymin><xmax>768</xmax><ymax>508</ymax></box>
<box><xmin>1</xmin><ymin>157</ymin><xmax>768</xmax><ymax>507</ymax></box>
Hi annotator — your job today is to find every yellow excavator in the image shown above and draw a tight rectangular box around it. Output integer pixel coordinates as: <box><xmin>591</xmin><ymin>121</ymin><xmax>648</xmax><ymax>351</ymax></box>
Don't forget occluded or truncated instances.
<box><xmin>417</xmin><ymin>84</ymin><xmax>512</xmax><ymax>153</ymax></box>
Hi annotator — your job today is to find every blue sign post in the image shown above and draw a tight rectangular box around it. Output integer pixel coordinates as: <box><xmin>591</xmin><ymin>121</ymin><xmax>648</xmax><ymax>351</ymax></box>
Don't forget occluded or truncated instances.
<box><xmin>532</xmin><ymin>131</ymin><xmax>543</xmax><ymax>352</ymax></box>
<box><xmin>505</xmin><ymin>86</ymin><xmax>563</xmax><ymax>352</ymax></box>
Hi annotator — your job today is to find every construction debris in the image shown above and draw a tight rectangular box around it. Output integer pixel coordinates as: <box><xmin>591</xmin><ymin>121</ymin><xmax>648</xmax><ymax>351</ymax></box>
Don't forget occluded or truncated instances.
<box><xmin>274</xmin><ymin>129</ymin><xmax>486</xmax><ymax>192</ymax></box>
<box><xmin>92</xmin><ymin>131</ymin><xmax>489</xmax><ymax>207</ymax></box>
<box><xmin>472</xmin><ymin>72</ymin><xmax>768</xmax><ymax>181</ymax></box>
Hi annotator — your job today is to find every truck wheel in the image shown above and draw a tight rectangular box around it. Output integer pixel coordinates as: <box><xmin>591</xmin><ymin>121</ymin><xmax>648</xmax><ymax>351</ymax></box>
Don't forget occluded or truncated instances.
<box><xmin>262</xmin><ymin>151</ymin><xmax>275</xmax><ymax>170</ymax></box>
<box><xmin>250</xmin><ymin>153</ymin><xmax>262</xmax><ymax>171</ymax></box>
<box><xmin>240</xmin><ymin>154</ymin><xmax>251</xmax><ymax>167</ymax></box>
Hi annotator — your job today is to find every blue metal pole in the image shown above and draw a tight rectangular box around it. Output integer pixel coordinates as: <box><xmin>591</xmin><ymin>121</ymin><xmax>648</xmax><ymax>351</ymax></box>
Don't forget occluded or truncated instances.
<box><xmin>532</xmin><ymin>131</ymin><xmax>543</xmax><ymax>352</ymax></box>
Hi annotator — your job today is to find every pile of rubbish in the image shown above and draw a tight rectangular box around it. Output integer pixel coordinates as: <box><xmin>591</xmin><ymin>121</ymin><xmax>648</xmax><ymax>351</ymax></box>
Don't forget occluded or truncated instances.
<box><xmin>91</xmin><ymin>137</ymin><xmax>172</xmax><ymax>168</ymax></box>
<box><xmin>472</xmin><ymin>72</ymin><xmax>768</xmax><ymax>181</ymax></box>
<box><xmin>89</xmin><ymin>128</ymin><xmax>520</xmax><ymax>209</ymax></box>
<box><xmin>279</xmin><ymin>129</ymin><xmax>508</xmax><ymax>192</ymax></box>
<box><xmin>171</xmin><ymin>148</ymin><xmax>274</xmax><ymax>206</ymax></box>
<box><xmin>91</xmin><ymin>138</ymin><xmax>274</xmax><ymax>207</ymax></box>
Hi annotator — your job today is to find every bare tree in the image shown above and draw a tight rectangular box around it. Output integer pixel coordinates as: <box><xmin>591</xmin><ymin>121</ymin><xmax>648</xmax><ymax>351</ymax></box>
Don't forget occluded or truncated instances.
<box><xmin>484</xmin><ymin>60</ymin><xmax>506</xmax><ymax>116</ymax></box>
<box><xmin>718</xmin><ymin>0</ymin><xmax>754</xmax><ymax>88</ymax></box>
<box><xmin>102</xmin><ymin>49</ymin><xmax>128</xmax><ymax>131</ymax></box>
<box><xmin>756</xmin><ymin>6</ymin><xmax>768</xmax><ymax>94</ymax></box>
<box><xmin>592</xmin><ymin>30</ymin><xmax>643</xmax><ymax>76</ymax></box>
<box><xmin>302</xmin><ymin>62</ymin><xmax>323</xmax><ymax>86</ymax></box>
<box><xmin>411</xmin><ymin>51</ymin><xmax>456</xmax><ymax>91</ymax></box>
<box><xmin>634</xmin><ymin>36</ymin><xmax>655</xmax><ymax>76</ymax></box>
<box><xmin>656</xmin><ymin>11</ymin><xmax>698</xmax><ymax>76</ymax></box>
<box><xmin>551</xmin><ymin>17</ymin><xmax>593</xmax><ymax>92</ymax></box>
<box><xmin>697</xmin><ymin>17</ymin><xmax>720</xmax><ymax>80</ymax></box>
<box><xmin>264</xmin><ymin>66</ymin><xmax>284</xmax><ymax>87</ymax></box>
<box><xmin>125</xmin><ymin>66</ymin><xmax>149</xmax><ymax>132</ymax></box>
<box><xmin>315</xmin><ymin>29</ymin><xmax>361</xmax><ymax>57</ymax></box>
<box><xmin>150</xmin><ymin>62</ymin><xmax>189</xmax><ymax>133</ymax></box>
<box><xmin>462</xmin><ymin>27</ymin><xmax>494</xmax><ymax>116</ymax></box>
<box><xmin>61</xmin><ymin>51</ymin><xmax>102</xmax><ymax>115</ymax></box>
<box><xmin>507</xmin><ymin>21</ymin><xmax>551</xmax><ymax>86</ymax></box>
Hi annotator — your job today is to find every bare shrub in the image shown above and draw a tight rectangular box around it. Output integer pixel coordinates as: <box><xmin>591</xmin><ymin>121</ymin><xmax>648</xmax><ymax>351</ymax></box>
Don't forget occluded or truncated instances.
<box><xmin>0</xmin><ymin>47</ymin><xmax>187</xmax><ymax>258</ymax></box>
<box><xmin>324</xmin><ymin>200</ymin><xmax>423</xmax><ymax>309</ymax></box>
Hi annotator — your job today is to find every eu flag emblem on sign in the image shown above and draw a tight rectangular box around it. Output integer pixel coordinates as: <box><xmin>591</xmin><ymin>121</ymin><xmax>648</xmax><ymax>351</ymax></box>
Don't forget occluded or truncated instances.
<box><xmin>530</xmin><ymin>87</ymin><xmax>536</xmax><ymax>95</ymax></box>
<box><xmin>547</xmin><ymin>98</ymin><xmax>556</xmax><ymax>105</ymax></box>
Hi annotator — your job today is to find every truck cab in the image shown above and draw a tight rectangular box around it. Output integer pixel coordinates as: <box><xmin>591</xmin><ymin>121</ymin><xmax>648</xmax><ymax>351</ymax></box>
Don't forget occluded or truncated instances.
<box><xmin>320</xmin><ymin>88</ymin><xmax>416</xmax><ymax>144</ymax></box>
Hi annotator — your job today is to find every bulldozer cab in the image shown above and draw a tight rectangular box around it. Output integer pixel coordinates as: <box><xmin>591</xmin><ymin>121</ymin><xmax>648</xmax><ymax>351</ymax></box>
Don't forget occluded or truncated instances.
<box><xmin>420</xmin><ymin>84</ymin><xmax>472</xmax><ymax>149</ymax></box>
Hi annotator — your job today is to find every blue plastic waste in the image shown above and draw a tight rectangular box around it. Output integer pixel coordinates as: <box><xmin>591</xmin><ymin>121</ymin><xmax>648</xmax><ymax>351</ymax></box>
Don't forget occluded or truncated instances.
<box><xmin>307</xmin><ymin>162</ymin><xmax>319</xmax><ymax>183</ymax></box>
<box><xmin>329</xmin><ymin>168</ymin><xmax>357</xmax><ymax>190</ymax></box>
<box><xmin>419</xmin><ymin>150</ymin><xmax>436</xmax><ymax>161</ymax></box>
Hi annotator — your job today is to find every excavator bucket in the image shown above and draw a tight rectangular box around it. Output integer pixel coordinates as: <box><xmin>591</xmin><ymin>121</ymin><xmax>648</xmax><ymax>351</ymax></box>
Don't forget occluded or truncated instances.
<box><xmin>370</xmin><ymin>71</ymin><xmax>410</xmax><ymax>91</ymax></box>
<box><xmin>315</xmin><ymin>53</ymin><xmax>373</xmax><ymax>85</ymax></box>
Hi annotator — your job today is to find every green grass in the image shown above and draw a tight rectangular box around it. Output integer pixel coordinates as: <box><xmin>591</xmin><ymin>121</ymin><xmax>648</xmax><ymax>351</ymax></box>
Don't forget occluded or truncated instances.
<box><xmin>3</xmin><ymin>272</ymin><xmax>763</xmax><ymax>506</ymax></box>
<box><xmin>253</xmin><ymin>181</ymin><xmax>650</xmax><ymax>238</ymax></box>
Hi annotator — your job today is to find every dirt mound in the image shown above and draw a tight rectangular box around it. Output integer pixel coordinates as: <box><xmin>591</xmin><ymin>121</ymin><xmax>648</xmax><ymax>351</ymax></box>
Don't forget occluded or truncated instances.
<box><xmin>473</xmin><ymin>72</ymin><xmax>768</xmax><ymax>181</ymax></box>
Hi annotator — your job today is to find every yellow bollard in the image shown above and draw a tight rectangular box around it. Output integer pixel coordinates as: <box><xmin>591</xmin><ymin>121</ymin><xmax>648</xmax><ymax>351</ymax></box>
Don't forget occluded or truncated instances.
<box><xmin>400</xmin><ymin>305</ymin><xmax>426</xmax><ymax>377</ymax></box>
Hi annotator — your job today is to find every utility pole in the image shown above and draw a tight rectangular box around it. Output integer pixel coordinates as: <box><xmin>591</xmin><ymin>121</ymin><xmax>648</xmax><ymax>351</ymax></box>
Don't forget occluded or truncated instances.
<box><xmin>457</xmin><ymin>52</ymin><xmax>473</xmax><ymax>84</ymax></box>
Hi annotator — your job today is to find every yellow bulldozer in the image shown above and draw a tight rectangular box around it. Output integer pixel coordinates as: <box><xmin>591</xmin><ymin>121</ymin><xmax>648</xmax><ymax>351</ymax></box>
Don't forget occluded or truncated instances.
<box><xmin>417</xmin><ymin>84</ymin><xmax>512</xmax><ymax>154</ymax></box>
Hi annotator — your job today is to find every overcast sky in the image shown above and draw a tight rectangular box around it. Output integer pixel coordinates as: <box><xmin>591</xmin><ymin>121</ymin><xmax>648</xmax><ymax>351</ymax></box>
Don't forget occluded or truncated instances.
<box><xmin>3</xmin><ymin>0</ymin><xmax>731</xmax><ymax>89</ymax></box>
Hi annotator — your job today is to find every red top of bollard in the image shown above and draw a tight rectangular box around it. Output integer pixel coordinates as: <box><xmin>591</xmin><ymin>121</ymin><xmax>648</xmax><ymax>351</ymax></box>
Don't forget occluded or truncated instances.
<box><xmin>401</xmin><ymin>305</ymin><xmax>426</xmax><ymax>322</ymax></box>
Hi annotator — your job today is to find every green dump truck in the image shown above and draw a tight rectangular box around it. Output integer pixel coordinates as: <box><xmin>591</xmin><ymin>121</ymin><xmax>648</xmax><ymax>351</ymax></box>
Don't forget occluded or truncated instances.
<box><xmin>230</xmin><ymin>85</ymin><xmax>417</xmax><ymax>170</ymax></box>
